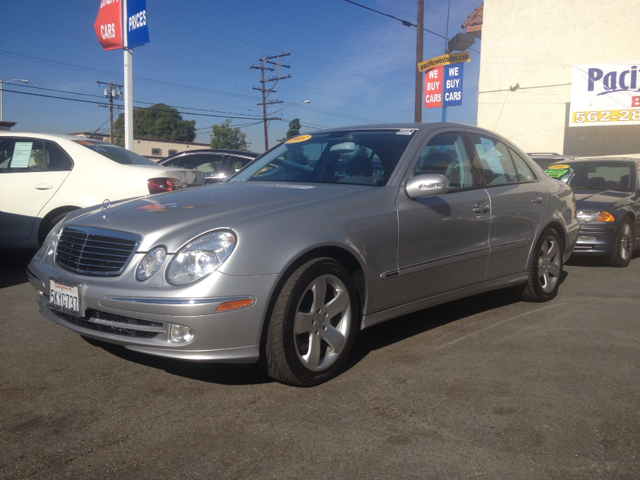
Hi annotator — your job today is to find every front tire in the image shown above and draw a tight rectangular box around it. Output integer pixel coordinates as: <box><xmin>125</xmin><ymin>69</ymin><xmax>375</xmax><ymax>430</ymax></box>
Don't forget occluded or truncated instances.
<box><xmin>609</xmin><ymin>218</ymin><xmax>634</xmax><ymax>267</ymax></box>
<box><xmin>522</xmin><ymin>228</ymin><xmax>564</xmax><ymax>302</ymax></box>
<box><xmin>265</xmin><ymin>258</ymin><xmax>359</xmax><ymax>387</ymax></box>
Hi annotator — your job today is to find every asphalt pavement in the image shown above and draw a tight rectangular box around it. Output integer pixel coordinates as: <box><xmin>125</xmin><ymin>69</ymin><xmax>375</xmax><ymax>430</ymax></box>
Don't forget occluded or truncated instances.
<box><xmin>1</xmin><ymin>249</ymin><xmax>639</xmax><ymax>479</ymax></box>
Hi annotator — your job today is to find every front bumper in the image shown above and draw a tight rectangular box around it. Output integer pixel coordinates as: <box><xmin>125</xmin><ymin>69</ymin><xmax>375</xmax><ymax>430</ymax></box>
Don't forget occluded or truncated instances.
<box><xmin>571</xmin><ymin>223</ymin><xmax>619</xmax><ymax>256</ymax></box>
<box><xmin>27</xmin><ymin>257</ymin><xmax>279</xmax><ymax>364</ymax></box>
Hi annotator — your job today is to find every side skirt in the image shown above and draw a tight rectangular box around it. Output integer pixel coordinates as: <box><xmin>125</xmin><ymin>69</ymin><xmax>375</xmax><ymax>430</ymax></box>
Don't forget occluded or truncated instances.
<box><xmin>361</xmin><ymin>272</ymin><xmax>528</xmax><ymax>330</ymax></box>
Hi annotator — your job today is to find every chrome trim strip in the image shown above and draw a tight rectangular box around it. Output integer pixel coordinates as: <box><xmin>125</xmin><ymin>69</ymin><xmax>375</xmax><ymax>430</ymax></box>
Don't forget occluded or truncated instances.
<box><xmin>104</xmin><ymin>296</ymin><xmax>254</xmax><ymax>305</ymax></box>
<box><xmin>382</xmin><ymin>247</ymin><xmax>490</xmax><ymax>279</ymax></box>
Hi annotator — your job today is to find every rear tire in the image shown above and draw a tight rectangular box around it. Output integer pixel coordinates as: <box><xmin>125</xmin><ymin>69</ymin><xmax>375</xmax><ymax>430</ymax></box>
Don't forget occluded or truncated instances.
<box><xmin>264</xmin><ymin>258</ymin><xmax>359</xmax><ymax>387</ymax></box>
<box><xmin>521</xmin><ymin>228</ymin><xmax>564</xmax><ymax>302</ymax></box>
<box><xmin>608</xmin><ymin>218</ymin><xmax>634</xmax><ymax>268</ymax></box>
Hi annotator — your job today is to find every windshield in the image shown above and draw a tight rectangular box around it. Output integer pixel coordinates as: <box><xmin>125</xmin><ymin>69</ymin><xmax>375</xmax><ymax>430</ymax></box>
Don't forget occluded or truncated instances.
<box><xmin>230</xmin><ymin>130</ymin><xmax>415</xmax><ymax>186</ymax></box>
<box><xmin>545</xmin><ymin>161</ymin><xmax>634</xmax><ymax>192</ymax></box>
<box><xmin>73</xmin><ymin>140</ymin><xmax>159</xmax><ymax>166</ymax></box>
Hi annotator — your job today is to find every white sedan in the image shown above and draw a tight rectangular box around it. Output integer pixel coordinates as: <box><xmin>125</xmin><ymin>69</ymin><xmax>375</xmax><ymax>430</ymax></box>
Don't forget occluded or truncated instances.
<box><xmin>0</xmin><ymin>133</ymin><xmax>204</xmax><ymax>249</ymax></box>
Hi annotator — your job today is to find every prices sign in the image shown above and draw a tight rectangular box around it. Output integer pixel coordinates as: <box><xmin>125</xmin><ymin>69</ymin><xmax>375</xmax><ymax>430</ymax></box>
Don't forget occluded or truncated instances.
<box><xmin>94</xmin><ymin>0</ymin><xmax>123</xmax><ymax>50</ymax></box>
<box><xmin>424</xmin><ymin>63</ymin><xmax>465</xmax><ymax>109</ymax></box>
<box><xmin>570</xmin><ymin>61</ymin><xmax>640</xmax><ymax>127</ymax></box>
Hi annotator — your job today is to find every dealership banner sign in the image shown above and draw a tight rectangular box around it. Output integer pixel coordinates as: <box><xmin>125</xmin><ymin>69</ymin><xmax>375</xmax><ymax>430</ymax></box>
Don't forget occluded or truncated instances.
<box><xmin>94</xmin><ymin>0</ymin><xmax>149</xmax><ymax>51</ymax></box>
<box><xmin>570</xmin><ymin>61</ymin><xmax>640</xmax><ymax>127</ymax></box>
<box><xmin>424</xmin><ymin>63</ymin><xmax>464</xmax><ymax>109</ymax></box>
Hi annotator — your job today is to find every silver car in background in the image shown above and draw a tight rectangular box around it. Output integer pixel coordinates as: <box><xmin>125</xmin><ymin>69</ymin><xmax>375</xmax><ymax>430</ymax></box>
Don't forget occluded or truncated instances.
<box><xmin>28</xmin><ymin>123</ymin><xmax>579</xmax><ymax>386</ymax></box>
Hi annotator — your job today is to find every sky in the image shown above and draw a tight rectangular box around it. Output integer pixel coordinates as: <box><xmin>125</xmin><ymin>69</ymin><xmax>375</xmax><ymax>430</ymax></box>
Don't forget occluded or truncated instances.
<box><xmin>1</xmin><ymin>0</ymin><xmax>483</xmax><ymax>153</ymax></box>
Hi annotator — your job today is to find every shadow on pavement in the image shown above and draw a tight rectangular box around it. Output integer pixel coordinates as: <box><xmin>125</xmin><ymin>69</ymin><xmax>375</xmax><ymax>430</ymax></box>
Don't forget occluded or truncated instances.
<box><xmin>81</xmin><ymin>336</ymin><xmax>272</xmax><ymax>386</ymax></box>
<box><xmin>566</xmin><ymin>250</ymin><xmax>640</xmax><ymax>268</ymax></box>
<box><xmin>0</xmin><ymin>249</ymin><xmax>37</xmax><ymax>289</ymax></box>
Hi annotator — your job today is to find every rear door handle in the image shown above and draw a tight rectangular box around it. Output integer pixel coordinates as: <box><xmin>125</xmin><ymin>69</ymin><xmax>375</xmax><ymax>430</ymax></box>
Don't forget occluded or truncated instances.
<box><xmin>473</xmin><ymin>202</ymin><xmax>490</xmax><ymax>214</ymax></box>
<box><xmin>35</xmin><ymin>183</ymin><xmax>53</xmax><ymax>190</ymax></box>
<box><xmin>531</xmin><ymin>195</ymin><xmax>543</xmax><ymax>205</ymax></box>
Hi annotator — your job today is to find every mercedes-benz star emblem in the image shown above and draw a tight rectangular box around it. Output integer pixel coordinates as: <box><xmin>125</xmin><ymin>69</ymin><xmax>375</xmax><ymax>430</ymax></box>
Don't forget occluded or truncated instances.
<box><xmin>101</xmin><ymin>199</ymin><xmax>111</xmax><ymax>218</ymax></box>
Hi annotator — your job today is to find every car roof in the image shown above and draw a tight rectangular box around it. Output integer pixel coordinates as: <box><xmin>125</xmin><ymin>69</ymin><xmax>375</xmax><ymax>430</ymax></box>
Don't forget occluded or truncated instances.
<box><xmin>0</xmin><ymin>132</ymin><xmax>91</xmax><ymax>142</ymax></box>
<box><xmin>162</xmin><ymin>149</ymin><xmax>259</xmax><ymax>158</ymax></box>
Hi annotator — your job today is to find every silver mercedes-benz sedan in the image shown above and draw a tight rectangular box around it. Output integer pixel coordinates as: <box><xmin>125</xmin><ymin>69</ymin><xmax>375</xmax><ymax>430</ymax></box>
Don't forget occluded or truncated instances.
<box><xmin>27</xmin><ymin>123</ymin><xmax>579</xmax><ymax>386</ymax></box>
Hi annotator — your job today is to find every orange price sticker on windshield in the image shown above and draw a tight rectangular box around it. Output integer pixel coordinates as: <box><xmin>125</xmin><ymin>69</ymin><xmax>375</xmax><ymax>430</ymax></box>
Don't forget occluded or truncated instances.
<box><xmin>285</xmin><ymin>135</ymin><xmax>312</xmax><ymax>144</ymax></box>
<box><xmin>547</xmin><ymin>164</ymin><xmax>569</xmax><ymax>169</ymax></box>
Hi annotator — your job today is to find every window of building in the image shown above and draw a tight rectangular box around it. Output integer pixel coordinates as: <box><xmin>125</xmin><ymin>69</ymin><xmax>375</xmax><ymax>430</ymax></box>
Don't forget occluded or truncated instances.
<box><xmin>151</xmin><ymin>148</ymin><xmax>162</xmax><ymax>156</ymax></box>
<box><xmin>168</xmin><ymin>149</ymin><xmax>178</xmax><ymax>156</ymax></box>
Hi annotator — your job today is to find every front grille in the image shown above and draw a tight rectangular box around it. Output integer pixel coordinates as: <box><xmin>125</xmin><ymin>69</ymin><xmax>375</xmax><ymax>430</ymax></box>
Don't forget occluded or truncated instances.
<box><xmin>56</xmin><ymin>226</ymin><xmax>140</xmax><ymax>276</ymax></box>
<box><xmin>50</xmin><ymin>308</ymin><xmax>161</xmax><ymax>338</ymax></box>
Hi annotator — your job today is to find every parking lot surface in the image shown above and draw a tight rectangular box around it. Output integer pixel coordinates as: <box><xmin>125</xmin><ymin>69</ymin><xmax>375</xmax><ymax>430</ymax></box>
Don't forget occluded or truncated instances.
<box><xmin>1</xmin><ymin>249</ymin><xmax>639</xmax><ymax>479</ymax></box>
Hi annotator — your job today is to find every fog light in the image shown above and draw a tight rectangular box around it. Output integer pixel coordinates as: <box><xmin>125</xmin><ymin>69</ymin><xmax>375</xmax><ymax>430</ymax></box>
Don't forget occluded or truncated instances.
<box><xmin>578</xmin><ymin>236</ymin><xmax>597</xmax><ymax>242</ymax></box>
<box><xmin>169</xmin><ymin>324</ymin><xmax>195</xmax><ymax>343</ymax></box>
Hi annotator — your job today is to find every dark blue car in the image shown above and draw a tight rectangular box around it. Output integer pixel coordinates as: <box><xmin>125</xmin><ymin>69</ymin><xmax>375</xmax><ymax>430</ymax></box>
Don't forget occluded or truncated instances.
<box><xmin>545</xmin><ymin>157</ymin><xmax>640</xmax><ymax>267</ymax></box>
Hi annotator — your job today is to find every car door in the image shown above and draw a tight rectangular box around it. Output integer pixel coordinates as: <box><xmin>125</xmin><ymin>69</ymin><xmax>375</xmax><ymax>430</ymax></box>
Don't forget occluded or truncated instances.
<box><xmin>396</xmin><ymin>129</ymin><xmax>491</xmax><ymax>304</ymax></box>
<box><xmin>467</xmin><ymin>132</ymin><xmax>548</xmax><ymax>279</ymax></box>
<box><xmin>0</xmin><ymin>138</ymin><xmax>72</xmax><ymax>241</ymax></box>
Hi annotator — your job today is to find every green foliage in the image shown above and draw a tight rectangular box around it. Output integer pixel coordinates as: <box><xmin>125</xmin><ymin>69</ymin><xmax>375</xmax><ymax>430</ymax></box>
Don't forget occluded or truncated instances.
<box><xmin>210</xmin><ymin>119</ymin><xmax>248</xmax><ymax>150</ymax></box>
<box><xmin>278</xmin><ymin>118</ymin><xmax>302</xmax><ymax>143</ymax></box>
<box><xmin>114</xmin><ymin>103</ymin><xmax>196</xmax><ymax>146</ymax></box>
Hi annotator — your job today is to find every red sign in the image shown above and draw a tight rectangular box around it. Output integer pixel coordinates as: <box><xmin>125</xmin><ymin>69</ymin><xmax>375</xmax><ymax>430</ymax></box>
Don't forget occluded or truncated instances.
<box><xmin>94</xmin><ymin>0</ymin><xmax>123</xmax><ymax>51</ymax></box>
<box><xmin>424</xmin><ymin>67</ymin><xmax>443</xmax><ymax>108</ymax></box>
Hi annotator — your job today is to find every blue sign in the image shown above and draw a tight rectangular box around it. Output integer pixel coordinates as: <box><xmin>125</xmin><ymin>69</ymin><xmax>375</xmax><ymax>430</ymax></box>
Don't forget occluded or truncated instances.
<box><xmin>443</xmin><ymin>63</ymin><xmax>464</xmax><ymax>107</ymax></box>
<box><xmin>125</xmin><ymin>0</ymin><xmax>149</xmax><ymax>49</ymax></box>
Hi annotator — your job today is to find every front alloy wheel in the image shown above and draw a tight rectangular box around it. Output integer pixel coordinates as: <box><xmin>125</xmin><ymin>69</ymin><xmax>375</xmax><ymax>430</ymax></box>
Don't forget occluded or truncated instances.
<box><xmin>609</xmin><ymin>218</ymin><xmax>634</xmax><ymax>267</ymax></box>
<box><xmin>264</xmin><ymin>258</ymin><xmax>359</xmax><ymax>386</ymax></box>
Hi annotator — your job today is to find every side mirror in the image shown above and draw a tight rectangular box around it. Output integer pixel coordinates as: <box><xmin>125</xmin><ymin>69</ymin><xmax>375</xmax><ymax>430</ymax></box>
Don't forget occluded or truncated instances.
<box><xmin>405</xmin><ymin>174</ymin><xmax>449</xmax><ymax>199</ymax></box>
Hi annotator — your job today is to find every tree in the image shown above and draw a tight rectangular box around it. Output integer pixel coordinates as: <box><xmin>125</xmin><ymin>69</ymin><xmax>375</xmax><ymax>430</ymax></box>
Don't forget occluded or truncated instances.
<box><xmin>278</xmin><ymin>118</ymin><xmax>301</xmax><ymax>143</ymax></box>
<box><xmin>114</xmin><ymin>103</ymin><xmax>196</xmax><ymax>146</ymax></box>
<box><xmin>210</xmin><ymin>119</ymin><xmax>248</xmax><ymax>150</ymax></box>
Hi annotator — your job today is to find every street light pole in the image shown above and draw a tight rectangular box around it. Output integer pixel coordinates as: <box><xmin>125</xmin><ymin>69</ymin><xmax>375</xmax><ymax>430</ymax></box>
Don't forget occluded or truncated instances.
<box><xmin>0</xmin><ymin>78</ymin><xmax>29</xmax><ymax>122</ymax></box>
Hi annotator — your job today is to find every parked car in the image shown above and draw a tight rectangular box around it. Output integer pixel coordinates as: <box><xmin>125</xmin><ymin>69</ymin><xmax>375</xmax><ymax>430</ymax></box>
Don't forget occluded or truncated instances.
<box><xmin>28</xmin><ymin>123</ymin><xmax>578</xmax><ymax>386</ymax></box>
<box><xmin>0</xmin><ymin>133</ymin><xmax>205</xmax><ymax>249</ymax></box>
<box><xmin>158</xmin><ymin>149</ymin><xmax>260</xmax><ymax>184</ymax></box>
<box><xmin>544</xmin><ymin>157</ymin><xmax>640</xmax><ymax>266</ymax></box>
<box><xmin>528</xmin><ymin>152</ymin><xmax>576</xmax><ymax>169</ymax></box>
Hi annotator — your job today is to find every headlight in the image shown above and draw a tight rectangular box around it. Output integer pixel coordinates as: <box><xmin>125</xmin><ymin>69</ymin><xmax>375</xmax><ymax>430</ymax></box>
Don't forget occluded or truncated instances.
<box><xmin>136</xmin><ymin>246</ymin><xmax>167</xmax><ymax>281</ymax></box>
<box><xmin>577</xmin><ymin>210</ymin><xmax>615</xmax><ymax>223</ymax></box>
<box><xmin>166</xmin><ymin>230</ymin><xmax>236</xmax><ymax>285</ymax></box>
<box><xmin>34</xmin><ymin>218</ymin><xmax>67</xmax><ymax>263</ymax></box>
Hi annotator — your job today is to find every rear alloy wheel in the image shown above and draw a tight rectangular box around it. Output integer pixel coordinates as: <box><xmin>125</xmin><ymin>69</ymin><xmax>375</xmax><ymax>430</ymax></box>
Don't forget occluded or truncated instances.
<box><xmin>265</xmin><ymin>258</ymin><xmax>359</xmax><ymax>387</ymax></box>
<box><xmin>522</xmin><ymin>228</ymin><xmax>563</xmax><ymax>302</ymax></box>
<box><xmin>609</xmin><ymin>218</ymin><xmax>634</xmax><ymax>267</ymax></box>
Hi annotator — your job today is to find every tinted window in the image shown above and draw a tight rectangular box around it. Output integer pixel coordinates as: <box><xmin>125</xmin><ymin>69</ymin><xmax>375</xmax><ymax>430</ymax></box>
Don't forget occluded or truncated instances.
<box><xmin>469</xmin><ymin>134</ymin><xmax>518</xmax><ymax>186</ymax></box>
<box><xmin>166</xmin><ymin>153</ymin><xmax>224</xmax><ymax>175</ymax></box>
<box><xmin>231</xmin><ymin>130</ymin><xmax>413</xmax><ymax>186</ymax></box>
<box><xmin>414</xmin><ymin>131</ymin><xmax>477</xmax><ymax>190</ymax></box>
<box><xmin>545</xmin><ymin>161</ymin><xmax>634</xmax><ymax>192</ymax></box>
<box><xmin>0</xmin><ymin>138</ymin><xmax>46</xmax><ymax>172</ymax></box>
<box><xmin>227</xmin><ymin>155</ymin><xmax>254</xmax><ymax>174</ymax></box>
<box><xmin>45</xmin><ymin>142</ymin><xmax>73</xmax><ymax>171</ymax></box>
<box><xmin>74</xmin><ymin>140</ymin><xmax>158</xmax><ymax>165</ymax></box>
<box><xmin>509</xmin><ymin>148</ymin><xmax>536</xmax><ymax>182</ymax></box>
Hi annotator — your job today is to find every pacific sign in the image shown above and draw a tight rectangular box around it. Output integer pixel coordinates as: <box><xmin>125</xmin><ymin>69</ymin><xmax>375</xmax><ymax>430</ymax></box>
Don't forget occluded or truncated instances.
<box><xmin>94</xmin><ymin>0</ymin><xmax>149</xmax><ymax>51</ymax></box>
<box><xmin>570</xmin><ymin>61</ymin><xmax>640</xmax><ymax>127</ymax></box>
<box><xmin>424</xmin><ymin>63</ymin><xmax>464</xmax><ymax>109</ymax></box>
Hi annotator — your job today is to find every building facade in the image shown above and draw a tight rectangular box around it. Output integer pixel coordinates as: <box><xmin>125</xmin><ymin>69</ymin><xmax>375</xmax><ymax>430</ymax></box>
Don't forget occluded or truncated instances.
<box><xmin>476</xmin><ymin>0</ymin><xmax>640</xmax><ymax>156</ymax></box>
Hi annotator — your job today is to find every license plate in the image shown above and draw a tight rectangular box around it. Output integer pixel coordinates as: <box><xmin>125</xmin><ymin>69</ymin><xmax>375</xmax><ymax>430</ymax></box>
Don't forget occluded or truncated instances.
<box><xmin>49</xmin><ymin>278</ymin><xmax>82</xmax><ymax>317</ymax></box>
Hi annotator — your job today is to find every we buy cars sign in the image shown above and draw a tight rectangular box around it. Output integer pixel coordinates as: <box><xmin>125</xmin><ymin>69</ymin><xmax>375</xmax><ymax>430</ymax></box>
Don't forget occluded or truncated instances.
<box><xmin>94</xmin><ymin>0</ymin><xmax>123</xmax><ymax>50</ymax></box>
<box><xmin>424</xmin><ymin>64</ymin><xmax>465</xmax><ymax>108</ymax></box>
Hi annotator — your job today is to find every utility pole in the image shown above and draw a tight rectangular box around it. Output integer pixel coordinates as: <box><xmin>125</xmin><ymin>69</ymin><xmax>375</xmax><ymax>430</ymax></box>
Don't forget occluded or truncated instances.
<box><xmin>97</xmin><ymin>79</ymin><xmax>122</xmax><ymax>143</ymax></box>
<box><xmin>251</xmin><ymin>52</ymin><xmax>291</xmax><ymax>151</ymax></box>
<box><xmin>414</xmin><ymin>0</ymin><xmax>424</xmax><ymax>123</ymax></box>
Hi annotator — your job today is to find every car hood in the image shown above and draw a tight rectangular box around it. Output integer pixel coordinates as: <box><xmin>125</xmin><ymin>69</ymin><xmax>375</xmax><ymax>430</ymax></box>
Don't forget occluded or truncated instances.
<box><xmin>65</xmin><ymin>182</ymin><xmax>367</xmax><ymax>251</ymax></box>
<box><xmin>573</xmin><ymin>188</ymin><xmax>634</xmax><ymax>212</ymax></box>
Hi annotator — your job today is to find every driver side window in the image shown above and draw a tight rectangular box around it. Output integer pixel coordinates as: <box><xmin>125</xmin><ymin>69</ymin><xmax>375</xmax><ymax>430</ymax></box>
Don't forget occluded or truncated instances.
<box><xmin>414</xmin><ymin>131</ymin><xmax>477</xmax><ymax>190</ymax></box>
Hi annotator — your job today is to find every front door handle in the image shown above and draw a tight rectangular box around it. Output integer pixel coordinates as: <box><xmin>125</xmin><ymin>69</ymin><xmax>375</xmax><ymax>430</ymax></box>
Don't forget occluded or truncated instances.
<box><xmin>35</xmin><ymin>183</ymin><xmax>53</xmax><ymax>190</ymax></box>
<box><xmin>531</xmin><ymin>195</ymin><xmax>543</xmax><ymax>205</ymax></box>
<box><xmin>473</xmin><ymin>202</ymin><xmax>490</xmax><ymax>214</ymax></box>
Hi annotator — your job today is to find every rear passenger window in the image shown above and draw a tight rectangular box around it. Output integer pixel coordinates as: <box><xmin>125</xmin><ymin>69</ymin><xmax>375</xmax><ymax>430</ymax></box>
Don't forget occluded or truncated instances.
<box><xmin>0</xmin><ymin>139</ymin><xmax>46</xmax><ymax>172</ymax></box>
<box><xmin>469</xmin><ymin>134</ymin><xmax>517</xmax><ymax>186</ymax></box>
<box><xmin>509</xmin><ymin>149</ymin><xmax>536</xmax><ymax>182</ymax></box>
<box><xmin>45</xmin><ymin>142</ymin><xmax>73</xmax><ymax>171</ymax></box>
